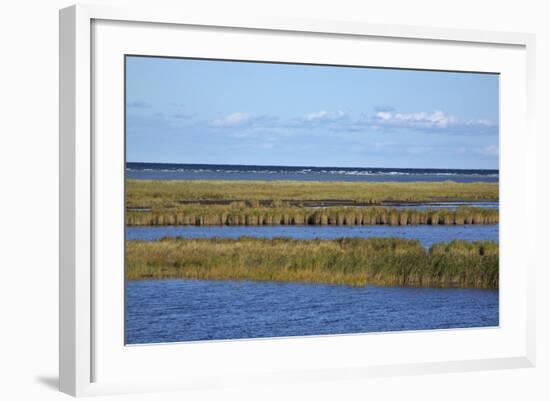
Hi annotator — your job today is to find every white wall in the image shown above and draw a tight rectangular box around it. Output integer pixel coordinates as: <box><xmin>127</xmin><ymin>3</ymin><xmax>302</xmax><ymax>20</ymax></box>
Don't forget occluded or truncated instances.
<box><xmin>0</xmin><ymin>0</ymin><xmax>547</xmax><ymax>399</ymax></box>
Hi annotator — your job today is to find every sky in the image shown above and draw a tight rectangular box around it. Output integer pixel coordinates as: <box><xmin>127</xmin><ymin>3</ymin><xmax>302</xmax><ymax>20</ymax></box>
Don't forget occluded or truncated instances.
<box><xmin>126</xmin><ymin>56</ymin><xmax>499</xmax><ymax>169</ymax></box>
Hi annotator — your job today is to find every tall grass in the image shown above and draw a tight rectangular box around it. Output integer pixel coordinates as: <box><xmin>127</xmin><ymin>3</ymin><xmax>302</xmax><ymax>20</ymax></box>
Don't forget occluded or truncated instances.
<box><xmin>127</xmin><ymin>179</ymin><xmax>499</xmax><ymax>208</ymax></box>
<box><xmin>126</xmin><ymin>205</ymin><xmax>498</xmax><ymax>226</ymax></box>
<box><xmin>126</xmin><ymin>237</ymin><xmax>499</xmax><ymax>289</ymax></box>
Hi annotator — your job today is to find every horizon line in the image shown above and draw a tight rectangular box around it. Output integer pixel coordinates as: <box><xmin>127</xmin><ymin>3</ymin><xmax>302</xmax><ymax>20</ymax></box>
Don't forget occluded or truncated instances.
<box><xmin>126</xmin><ymin>161</ymin><xmax>499</xmax><ymax>172</ymax></box>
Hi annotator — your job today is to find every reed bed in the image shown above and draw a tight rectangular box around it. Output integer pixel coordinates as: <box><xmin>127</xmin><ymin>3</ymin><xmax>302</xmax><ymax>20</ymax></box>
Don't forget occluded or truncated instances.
<box><xmin>127</xmin><ymin>179</ymin><xmax>499</xmax><ymax>208</ymax></box>
<box><xmin>126</xmin><ymin>237</ymin><xmax>499</xmax><ymax>289</ymax></box>
<box><xmin>126</xmin><ymin>205</ymin><xmax>499</xmax><ymax>226</ymax></box>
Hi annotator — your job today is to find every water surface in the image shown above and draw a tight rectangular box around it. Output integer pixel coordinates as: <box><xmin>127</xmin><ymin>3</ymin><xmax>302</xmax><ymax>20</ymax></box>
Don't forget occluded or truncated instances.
<box><xmin>126</xmin><ymin>279</ymin><xmax>499</xmax><ymax>344</ymax></box>
<box><xmin>126</xmin><ymin>162</ymin><xmax>498</xmax><ymax>183</ymax></box>
<box><xmin>382</xmin><ymin>201</ymin><xmax>499</xmax><ymax>210</ymax></box>
<box><xmin>126</xmin><ymin>224</ymin><xmax>498</xmax><ymax>248</ymax></box>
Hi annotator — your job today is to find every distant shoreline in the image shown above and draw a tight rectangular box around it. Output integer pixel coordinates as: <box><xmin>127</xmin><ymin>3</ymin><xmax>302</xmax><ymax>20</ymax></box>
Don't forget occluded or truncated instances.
<box><xmin>126</xmin><ymin>161</ymin><xmax>499</xmax><ymax>176</ymax></box>
<box><xmin>126</xmin><ymin>163</ymin><xmax>499</xmax><ymax>183</ymax></box>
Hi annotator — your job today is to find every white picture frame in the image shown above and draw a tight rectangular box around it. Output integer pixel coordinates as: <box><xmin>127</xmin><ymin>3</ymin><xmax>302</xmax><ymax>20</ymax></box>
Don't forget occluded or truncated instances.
<box><xmin>59</xmin><ymin>4</ymin><xmax>536</xmax><ymax>397</ymax></box>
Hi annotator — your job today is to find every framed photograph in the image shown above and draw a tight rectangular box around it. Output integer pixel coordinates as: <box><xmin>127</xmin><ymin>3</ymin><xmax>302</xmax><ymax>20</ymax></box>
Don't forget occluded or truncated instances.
<box><xmin>59</xmin><ymin>4</ymin><xmax>536</xmax><ymax>396</ymax></box>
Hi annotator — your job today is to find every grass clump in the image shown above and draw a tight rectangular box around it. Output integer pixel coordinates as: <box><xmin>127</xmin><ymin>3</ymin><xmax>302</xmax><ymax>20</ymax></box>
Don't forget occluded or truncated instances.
<box><xmin>126</xmin><ymin>237</ymin><xmax>499</xmax><ymax>289</ymax></box>
<box><xmin>126</xmin><ymin>205</ymin><xmax>498</xmax><ymax>226</ymax></box>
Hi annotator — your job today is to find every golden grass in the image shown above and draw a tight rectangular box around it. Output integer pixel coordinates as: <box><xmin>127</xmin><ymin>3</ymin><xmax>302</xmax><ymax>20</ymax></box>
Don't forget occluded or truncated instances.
<box><xmin>126</xmin><ymin>179</ymin><xmax>499</xmax><ymax>208</ymax></box>
<box><xmin>126</xmin><ymin>237</ymin><xmax>499</xmax><ymax>289</ymax></box>
<box><xmin>126</xmin><ymin>205</ymin><xmax>498</xmax><ymax>226</ymax></box>
<box><xmin>126</xmin><ymin>179</ymin><xmax>498</xmax><ymax>226</ymax></box>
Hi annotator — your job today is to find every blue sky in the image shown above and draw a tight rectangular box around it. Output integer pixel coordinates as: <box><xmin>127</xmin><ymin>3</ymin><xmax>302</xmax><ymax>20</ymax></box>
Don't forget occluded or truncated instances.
<box><xmin>126</xmin><ymin>56</ymin><xmax>499</xmax><ymax>169</ymax></box>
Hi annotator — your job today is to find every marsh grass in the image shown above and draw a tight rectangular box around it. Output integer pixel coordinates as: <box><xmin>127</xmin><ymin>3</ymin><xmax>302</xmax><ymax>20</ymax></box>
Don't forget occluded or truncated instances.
<box><xmin>126</xmin><ymin>205</ymin><xmax>498</xmax><ymax>226</ymax></box>
<box><xmin>126</xmin><ymin>179</ymin><xmax>498</xmax><ymax>226</ymax></box>
<box><xmin>126</xmin><ymin>179</ymin><xmax>499</xmax><ymax>208</ymax></box>
<box><xmin>126</xmin><ymin>237</ymin><xmax>499</xmax><ymax>288</ymax></box>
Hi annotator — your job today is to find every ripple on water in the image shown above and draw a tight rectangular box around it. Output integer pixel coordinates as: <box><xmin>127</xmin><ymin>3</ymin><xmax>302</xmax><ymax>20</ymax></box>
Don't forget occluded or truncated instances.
<box><xmin>126</xmin><ymin>279</ymin><xmax>499</xmax><ymax>344</ymax></box>
<box><xmin>126</xmin><ymin>224</ymin><xmax>499</xmax><ymax>248</ymax></box>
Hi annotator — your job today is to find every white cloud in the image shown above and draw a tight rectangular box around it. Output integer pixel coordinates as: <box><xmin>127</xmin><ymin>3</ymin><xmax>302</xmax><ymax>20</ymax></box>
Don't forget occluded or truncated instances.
<box><xmin>302</xmin><ymin>110</ymin><xmax>347</xmax><ymax>122</ymax></box>
<box><xmin>376</xmin><ymin>111</ymin><xmax>392</xmax><ymax>121</ymax></box>
<box><xmin>207</xmin><ymin>108</ymin><xmax>497</xmax><ymax>138</ymax></box>
<box><xmin>467</xmin><ymin>118</ymin><xmax>494</xmax><ymax>126</ymax></box>
<box><xmin>390</xmin><ymin>110</ymin><xmax>456</xmax><ymax>128</ymax></box>
<box><xmin>366</xmin><ymin>109</ymin><xmax>499</xmax><ymax>135</ymax></box>
<box><xmin>479</xmin><ymin>145</ymin><xmax>499</xmax><ymax>156</ymax></box>
<box><xmin>211</xmin><ymin>112</ymin><xmax>251</xmax><ymax>127</ymax></box>
<box><xmin>303</xmin><ymin>110</ymin><xmax>328</xmax><ymax>121</ymax></box>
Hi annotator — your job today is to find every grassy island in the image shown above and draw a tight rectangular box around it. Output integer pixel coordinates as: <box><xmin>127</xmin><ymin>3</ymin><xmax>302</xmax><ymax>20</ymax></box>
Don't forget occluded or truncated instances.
<box><xmin>126</xmin><ymin>179</ymin><xmax>499</xmax><ymax>226</ymax></box>
<box><xmin>127</xmin><ymin>179</ymin><xmax>499</xmax><ymax>207</ymax></box>
<box><xmin>126</xmin><ymin>237</ymin><xmax>499</xmax><ymax>289</ymax></box>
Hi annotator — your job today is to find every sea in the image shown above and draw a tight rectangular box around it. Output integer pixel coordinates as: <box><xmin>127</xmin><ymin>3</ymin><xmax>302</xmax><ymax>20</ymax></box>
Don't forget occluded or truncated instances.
<box><xmin>126</xmin><ymin>162</ymin><xmax>499</xmax><ymax>183</ymax></box>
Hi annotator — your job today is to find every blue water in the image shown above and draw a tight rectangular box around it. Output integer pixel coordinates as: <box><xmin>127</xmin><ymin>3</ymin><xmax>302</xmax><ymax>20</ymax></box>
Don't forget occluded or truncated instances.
<box><xmin>126</xmin><ymin>224</ymin><xmax>498</xmax><ymax>248</ymax></box>
<box><xmin>126</xmin><ymin>162</ymin><xmax>499</xmax><ymax>183</ymax></box>
<box><xmin>387</xmin><ymin>201</ymin><xmax>499</xmax><ymax>210</ymax></box>
<box><xmin>125</xmin><ymin>279</ymin><xmax>499</xmax><ymax>344</ymax></box>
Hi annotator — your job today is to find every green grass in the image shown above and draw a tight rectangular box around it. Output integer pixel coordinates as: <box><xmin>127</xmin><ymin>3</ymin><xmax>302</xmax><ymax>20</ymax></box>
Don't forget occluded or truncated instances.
<box><xmin>126</xmin><ymin>205</ymin><xmax>498</xmax><ymax>226</ymax></box>
<box><xmin>126</xmin><ymin>237</ymin><xmax>499</xmax><ymax>289</ymax></box>
<box><xmin>126</xmin><ymin>179</ymin><xmax>499</xmax><ymax>208</ymax></box>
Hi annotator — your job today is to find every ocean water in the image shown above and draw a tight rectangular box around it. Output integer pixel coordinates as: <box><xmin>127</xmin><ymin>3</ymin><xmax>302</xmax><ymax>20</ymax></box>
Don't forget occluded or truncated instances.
<box><xmin>126</xmin><ymin>224</ymin><xmax>498</xmax><ymax>248</ymax></box>
<box><xmin>126</xmin><ymin>279</ymin><xmax>499</xmax><ymax>344</ymax></box>
<box><xmin>126</xmin><ymin>162</ymin><xmax>499</xmax><ymax>183</ymax></box>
